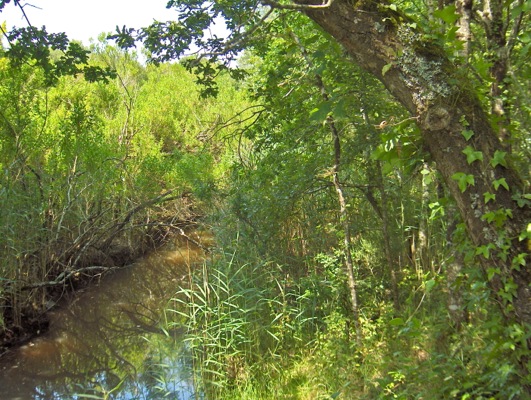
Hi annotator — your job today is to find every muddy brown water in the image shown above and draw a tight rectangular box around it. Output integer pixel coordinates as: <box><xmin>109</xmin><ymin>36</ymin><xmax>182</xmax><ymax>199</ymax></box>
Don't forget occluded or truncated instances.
<box><xmin>0</xmin><ymin>235</ymin><xmax>206</xmax><ymax>399</ymax></box>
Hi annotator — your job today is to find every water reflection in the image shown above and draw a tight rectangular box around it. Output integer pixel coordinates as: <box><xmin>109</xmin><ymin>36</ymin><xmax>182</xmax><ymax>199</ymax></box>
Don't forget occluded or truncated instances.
<box><xmin>0</xmin><ymin>235</ymin><xmax>206</xmax><ymax>399</ymax></box>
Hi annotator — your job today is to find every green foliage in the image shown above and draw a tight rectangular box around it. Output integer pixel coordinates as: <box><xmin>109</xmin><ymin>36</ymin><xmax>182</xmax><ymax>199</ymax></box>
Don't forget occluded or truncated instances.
<box><xmin>165</xmin><ymin>1</ymin><xmax>531</xmax><ymax>397</ymax></box>
<box><xmin>167</xmin><ymin>248</ymin><xmax>321</xmax><ymax>396</ymax></box>
<box><xmin>0</xmin><ymin>39</ymin><xmax>249</xmax><ymax>337</ymax></box>
<box><xmin>3</xmin><ymin>25</ymin><xmax>115</xmax><ymax>85</ymax></box>
<box><xmin>462</xmin><ymin>146</ymin><xmax>483</xmax><ymax>164</ymax></box>
<box><xmin>452</xmin><ymin>172</ymin><xmax>475</xmax><ymax>192</ymax></box>
<box><xmin>2</xmin><ymin>0</ymin><xmax>530</xmax><ymax>397</ymax></box>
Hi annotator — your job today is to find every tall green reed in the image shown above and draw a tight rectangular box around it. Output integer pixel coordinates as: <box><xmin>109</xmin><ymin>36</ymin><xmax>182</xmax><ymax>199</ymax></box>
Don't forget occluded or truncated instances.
<box><xmin>166</xmin><ymin>248</ymin><xmax>319</xmax><ymax>398</ymax></box>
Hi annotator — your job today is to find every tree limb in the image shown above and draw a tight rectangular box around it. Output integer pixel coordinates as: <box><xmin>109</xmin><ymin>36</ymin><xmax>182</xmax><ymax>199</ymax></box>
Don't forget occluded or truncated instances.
<box><xmin>262</xmin><ymin>0</ymin><xmax>335</xmax><ymax>10</ymax></box>
<box><xmin>20</xmin><ymin>265</ymin><xmax>116</xmax><ymax>291</ymax></box>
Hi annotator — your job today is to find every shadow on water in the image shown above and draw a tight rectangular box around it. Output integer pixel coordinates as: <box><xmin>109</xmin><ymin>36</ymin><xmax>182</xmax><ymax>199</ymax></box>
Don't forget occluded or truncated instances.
<box><xmin>0</xmin><ymin>233</ymin><xmax>208</xmax><ymax>399</ymax></box>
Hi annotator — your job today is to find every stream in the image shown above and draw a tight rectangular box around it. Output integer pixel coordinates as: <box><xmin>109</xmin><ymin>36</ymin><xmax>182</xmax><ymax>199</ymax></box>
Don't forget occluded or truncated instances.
<box><xmin>0</xmin><ymin>234</ymin><xmax>206</xmax><ymax>399</ymax></box>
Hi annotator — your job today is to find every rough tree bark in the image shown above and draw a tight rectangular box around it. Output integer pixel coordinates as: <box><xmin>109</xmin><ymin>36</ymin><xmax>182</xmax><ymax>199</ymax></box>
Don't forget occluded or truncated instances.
<box><xmin>297</xmin><ymin>0</ymin><xmax>530</xmax><ymax>351</ymax></box>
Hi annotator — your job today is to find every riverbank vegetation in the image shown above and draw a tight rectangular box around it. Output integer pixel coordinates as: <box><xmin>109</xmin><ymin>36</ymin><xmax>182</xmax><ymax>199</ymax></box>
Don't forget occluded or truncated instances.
<box><xmin>0</xmin><ymin>37</ymin><xmax>248</xmax><ymax>348</ymax></box>
<box><xmin>1</xmin><ymin>0</ymin><xmax>530</xmax><ymax>398</ymax></box>
<box><xmin>163</xmin><ymin>3</ymin><xmax>530</xmax><ymax>399</ymax></box>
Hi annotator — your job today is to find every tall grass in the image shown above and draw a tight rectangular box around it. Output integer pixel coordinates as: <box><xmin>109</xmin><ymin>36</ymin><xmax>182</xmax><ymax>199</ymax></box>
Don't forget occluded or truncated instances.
<box><xmin>163</xmin><ymin>236</ymin><xmax>527</xmax><ymax>399</ymax></box>
<box><xmin>165</xmin><ymin>247</ymin><xmax>322</xmax><ymax>398</ymax></box>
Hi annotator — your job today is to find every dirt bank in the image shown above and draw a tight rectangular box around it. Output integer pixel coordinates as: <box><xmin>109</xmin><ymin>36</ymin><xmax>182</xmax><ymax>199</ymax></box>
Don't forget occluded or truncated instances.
<box><xmin>0</xmin><ymin>215</ymin><xmax>201</xmax><ymax>355</ymax></box>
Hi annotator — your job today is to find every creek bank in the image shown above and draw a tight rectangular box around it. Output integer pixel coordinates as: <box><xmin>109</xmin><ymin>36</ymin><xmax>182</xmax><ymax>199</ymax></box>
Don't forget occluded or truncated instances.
<box><xmin>0</xmin><ymin>213</ymin><xmax>203</xmax><ymax>355</ymax></box>
<box><xmin>0</xmin><ymin>234</ymin><xmax>208</xmax><ymax>399</ymax></box>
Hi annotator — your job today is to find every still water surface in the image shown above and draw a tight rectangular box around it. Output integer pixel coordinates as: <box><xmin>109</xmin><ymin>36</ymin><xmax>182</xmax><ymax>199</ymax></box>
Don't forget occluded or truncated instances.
<box><xmin>0</xmin><ymin>236</ymin><xmax>205</xmax><ymax>399</ymax></box>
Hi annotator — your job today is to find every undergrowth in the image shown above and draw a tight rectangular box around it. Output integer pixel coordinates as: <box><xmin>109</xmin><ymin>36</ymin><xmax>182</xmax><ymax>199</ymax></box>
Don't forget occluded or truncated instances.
<box><xmin>164</xmin><ymin>236</ymin><xmax>527</xmax><ymax>400</ymax></box>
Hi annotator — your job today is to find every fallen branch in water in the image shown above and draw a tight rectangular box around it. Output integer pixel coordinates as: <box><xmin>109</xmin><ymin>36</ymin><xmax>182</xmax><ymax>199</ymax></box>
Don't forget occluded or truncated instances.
<box><xmin>176</xmin><ymin>227</ymin><xmax>211</xmax><ymax>253</ymax></box>
<box><xmin>20</xmin><ymin>265</ymin><xmax>118</xmax><ymax>291</ymax></box>
<box><xmin>100</xmin><ymin>189</ymin><xmax>180</xmax><ymax>250</ymax></box>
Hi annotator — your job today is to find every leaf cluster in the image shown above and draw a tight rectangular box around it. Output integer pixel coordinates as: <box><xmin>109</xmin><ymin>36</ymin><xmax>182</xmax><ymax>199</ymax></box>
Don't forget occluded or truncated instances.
<box><xmin>3</xmin><ymin>26</ymin><xmax>115</xmax><ymax>85</ymax></box>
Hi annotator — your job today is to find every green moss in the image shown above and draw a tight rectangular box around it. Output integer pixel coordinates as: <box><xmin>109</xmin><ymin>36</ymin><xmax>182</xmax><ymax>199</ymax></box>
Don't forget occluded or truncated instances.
<box><xmin>349</xmin><ymin>0</ymin><xmax>379</xmax><ymax>12</ymax></box>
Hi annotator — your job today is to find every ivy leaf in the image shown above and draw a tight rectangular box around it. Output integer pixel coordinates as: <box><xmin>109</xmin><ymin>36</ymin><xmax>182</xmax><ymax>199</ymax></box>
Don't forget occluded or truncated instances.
<box><xmin>490</xmin><ymin>150</ymin><xmax>508</xmax><ymax>168</ymax></box>
<box><xmin>462</xmin><ymin>146</ymin><xmax>483</xmax><ymax>164</ymax></box>
<box><xmin>512</xmin><ymin>193</ymin><xmax>531</xmax><ymax>208</ymax></box>
<box><xmin>475</xmin><ymin>243</ymin><xmax>495</xmax><ymax>258</ymax></box>
<box><xmin>512</xmin><ymin>253</ymin><xmax>526</xmax><ymax>271</ymax></box>
<box><xmin>452</xmin><ymin>172</ymin><xmax>475</xmax><ymax>192</ymax></box>
<box><xmin>460</xmin><ymin>129</ymin><xmax>474</xmax><ymax>141</ymax></box>
<box><xmin>493</xmin><ymin>178</ymin><xmax>509</xmax><ymax>191</ymax></box>
<box><xmin>487</xmin><ymin>267</ymin><xmax>500</xmax><ymax>280</ymax></box>
<box><xmin>433</xmin><ymin>4</ymin><xmax>460</xmax><ymax>24</ymax></box>
<box><xmin>519</xmin><ymin>223</ymin><xmax>531</xmax><ymax>242</ymax></box>
<box><xmin>483</xmin><ymin>192</ymin><xmax>496</xmax><ymax>204</ymax></box>
<box><xmin>481</xmin><ymin>211</ymin><xmax>496</xmax><ymax>224</ymax></box>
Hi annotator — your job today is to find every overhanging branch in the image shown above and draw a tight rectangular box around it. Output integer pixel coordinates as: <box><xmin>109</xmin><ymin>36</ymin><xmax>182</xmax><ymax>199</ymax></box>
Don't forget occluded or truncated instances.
<box><xmin>262</xmin><ymin>0</ymin><xmax>335</xmax><ymax>10</ymax></box>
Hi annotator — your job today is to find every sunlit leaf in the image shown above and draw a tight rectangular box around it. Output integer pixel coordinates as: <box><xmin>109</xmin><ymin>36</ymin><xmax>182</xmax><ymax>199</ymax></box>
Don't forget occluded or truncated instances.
<box><xmin>433</xmin><ymin>4</ymin><xmax>460</xmax><ymax>24</ymax></box>
<box><xmin>389</xmin><ymin>317</ymin><xmax>404</xmax><ymax>326</ymax></box>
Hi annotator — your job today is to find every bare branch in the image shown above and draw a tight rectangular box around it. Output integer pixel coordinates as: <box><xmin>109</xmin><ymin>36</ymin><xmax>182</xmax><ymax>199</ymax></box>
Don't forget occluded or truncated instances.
<box><xmin>262</xmin><ymin>0</ymin><xmax>335</xmax><ymax>10</ymax></box>
<box><xmin>20</xmin><ymin>265</ymin><xmax>116</xmax><ymax>290</ymax></box>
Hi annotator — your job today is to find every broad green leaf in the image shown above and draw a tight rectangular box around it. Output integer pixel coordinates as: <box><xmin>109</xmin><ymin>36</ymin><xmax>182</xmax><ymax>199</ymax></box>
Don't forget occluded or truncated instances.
<box><xmin>445</xmin><ymin>26</ymin><xmax>459</xmax><ymax>41</ymax></box>
<box><xmin>493</xmin><ymin>178</ymin><xmax>509</xmax><ymax>191</ymax></box>
<box><xmin>461</xmin><ymin>129</ymin><xmax>474</xmax><ymax>141</ymax></box>
<box><xmin>452</xmin><ymin>172</ymin><xmax>475</xmax><ymax>192</ymax></box>
<box><xmin>309</xmin><ymin>101</ymin><xmax>332</xmax><ymax>122</ymax></box>
<box><xmin>490</xmin><ymin>150</ymin><xmax>508</xmax><ymax>167</ymax></box>
<box><xmin>433</xmin><ymin>4</ymin><xmax>460</xmax><ymax>24</ymax></box>
<box><xmin>382</xmin><ymin>62</ymin><xmax>393</xmax><ymax>76</ymax></box>
<box><xmin>474</xmin><ymin>58</ymin><xmax>493</xmax><ymax>80</ymax></box>
<box><xmin>462</xmin><ymin>146</ymin><xmax>483</xmax><ymax>164</ymax></box>
<box><xmin>425</xmin><ymin>279</ymin><xmax>436</xmax><ymax>293</ymax></box>
<box><xmin>389</xmin><ymin>317</ymin><xmax>404</xmax><ymax>326</ymax></box>
<box><xmin>333</xmin><ymin>98</ymin><xmax>348</xmax><ymax>119</ymax></box>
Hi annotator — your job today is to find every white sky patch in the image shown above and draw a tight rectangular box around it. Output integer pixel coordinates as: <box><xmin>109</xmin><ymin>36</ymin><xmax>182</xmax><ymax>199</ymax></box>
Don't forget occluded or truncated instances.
<box><xmin>1</xmin><ymin>0</ymin><xmax>178</xmax><ymax>45</ymax></box>
<box><xmin>1</xmin><ymin>1</ymin><xmax>231</xmax><ymax>63</ymax></box>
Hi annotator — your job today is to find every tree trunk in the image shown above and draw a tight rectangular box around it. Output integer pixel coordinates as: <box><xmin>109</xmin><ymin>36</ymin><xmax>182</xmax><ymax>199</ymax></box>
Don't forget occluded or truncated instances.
<box><xmin>418</xmin><ymin>161</ymin><xmax>432</xmax><ymax>275</ymax></box>
<box><xmin>358</xmin><ymin>105</ymin><xmax>401</xmax><ymax>311</ymax></box>
<box><xmin>454</xmin><ymin>0</ymin><xmax>472</xmax><ymax>59</ymax></box>
<box><xmin>374</xmin><ymin>160</ymin><xmax>401</xmax><ymax>311</ymax></box>
<box><xmin>445</xmin><ymin>217</ymin><xmax>468</xmax><ymax>330</ymax></box>
<box><xmin>300</xmin><ymin>0</ymin><xmax>530</xmax><ymax>356</ymax></box>
<box><xmin>291</xmin><ymin>31</ymin><xmax>363</xmax><ymax>342</ymax></box>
